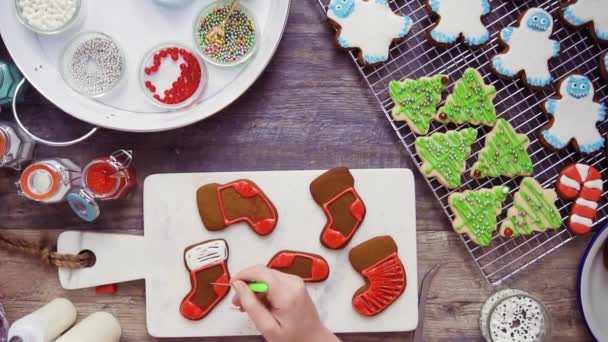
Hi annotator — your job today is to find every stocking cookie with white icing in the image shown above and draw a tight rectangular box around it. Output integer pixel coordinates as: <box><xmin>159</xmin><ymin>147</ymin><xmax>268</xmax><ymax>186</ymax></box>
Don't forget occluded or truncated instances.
<box><xmin>560</xmin><ymin>0</ymin><xmax>608</xmax><ymax>45</ymax></box>
<box><xmin>326</xmin><ymin>0</ymin><xmax>413</xmax><ymax>65</ymax></box>
<box><xmin>491</xmin><ymin>8</ymin><xmax>560</xmax><ymax>89</ymax></box>
<box><xmin>426</xmin><ymin>0</ymin><xmax>491</xmax><ymax>47</ymax></box>
<box><xmin>539</xmin><ymin>74</ymin><xmax>606</xmax><ymax>154</ymax></box>
<box><xmin>600</xmin><ymin>52</ymin><xmax>608</xmax><ymax>80</ymax></box>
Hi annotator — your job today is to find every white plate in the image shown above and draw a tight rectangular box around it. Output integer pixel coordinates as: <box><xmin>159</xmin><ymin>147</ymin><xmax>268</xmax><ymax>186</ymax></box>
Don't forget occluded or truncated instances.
<box><xmin>578</xmin><ymin>224</ymin><xmax>608</xmax><ymax>341</ymax></box>
<box><xmin>0</xmin><ymin>0</ymin><xmax>290</xmax><ymax>132</ymax></box>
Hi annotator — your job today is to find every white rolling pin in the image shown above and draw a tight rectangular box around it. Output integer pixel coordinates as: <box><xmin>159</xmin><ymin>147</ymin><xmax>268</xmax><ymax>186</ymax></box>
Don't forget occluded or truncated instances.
<box><xmin>7</xmin><ymin>298</ymin><xmax>77</xmax><ymax>342</ymax></box>
<box><xmin>55</xmin><ymin>312</ymin><xmax>121</xmax><ymax>342</ymax></box>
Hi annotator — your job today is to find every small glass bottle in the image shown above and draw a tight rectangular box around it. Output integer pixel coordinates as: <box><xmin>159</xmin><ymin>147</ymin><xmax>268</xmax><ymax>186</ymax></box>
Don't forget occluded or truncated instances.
<box><xmin>0</xmin><ymin>122</ymin><xmax>35</xmax><ymax>170</ymax></box>
<box><xmin>18</xmin><ymin>158</ymin><xmax>82</xmax><ymax>204</ymax></box>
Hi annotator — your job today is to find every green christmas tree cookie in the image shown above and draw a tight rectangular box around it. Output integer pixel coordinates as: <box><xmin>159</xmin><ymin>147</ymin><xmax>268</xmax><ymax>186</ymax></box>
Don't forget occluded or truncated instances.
<box><xmin>471</xmin><ymin>118</ymin><xmax>533</xmax><ymax>178</ymax></box>
<box><xmin>499</xmin><ymin>178</ymin><xmax>562</xmax><ymax>238</ymax></box>
<box><xmin>449</xmin><ymin>185</ymin><xmax>510</xmax><ymax>247</ymax></box>
<box><xmin>435</xmin><ymin>68</ymin><xmax>497</xmax><ymax>126</ymax></box>
<box><xmin>415</xmin><ymin>128</ymin><xmax>478</xmax><ymax>189</ymax></box>
<box><xmin>389</xmin><ymin>74</ymin><xmax>449</xmax><ymax>135</ymax></box>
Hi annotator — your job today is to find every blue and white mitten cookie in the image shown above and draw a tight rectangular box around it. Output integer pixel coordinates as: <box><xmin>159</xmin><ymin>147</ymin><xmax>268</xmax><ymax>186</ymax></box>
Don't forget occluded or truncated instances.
<box><xmin>600</xmin><ymin>51</ymin><xmax>608</xmax><ymax>80</ymax></box>
<box><xmin>426</xmin><ymin>0</ymin><xmax>491</xmax><ymax>47</ymax></box>
<box><xmin>560</xmin><ymin>0</ymin><xmax>608</xmax><ymax>45</ymax></box>
<box><xmin>327</xmin><ymin>0</ymin><xmax>413</xmax><ymax>65</ymax></box>
<box><xmin>491</xmin><ymin>8</ymin><xmax>560</xmax><ymax>89</ymax></box>
<box><xmin>539</xmin><ymin>74</ymin><xmax>606</xmax><ymax>154</ymax></box>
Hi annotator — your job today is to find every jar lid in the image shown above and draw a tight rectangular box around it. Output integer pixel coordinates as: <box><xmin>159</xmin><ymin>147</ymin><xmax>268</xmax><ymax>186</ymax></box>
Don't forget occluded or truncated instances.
<box><xmin>67</xmin><ymin>190</ymin><xmax>100</xmax><ymax>222</ymax></box>
<box><xmin>19</xmin><ymin>163</ymin><xmax>60</xmax><ymax>201</ymax></box>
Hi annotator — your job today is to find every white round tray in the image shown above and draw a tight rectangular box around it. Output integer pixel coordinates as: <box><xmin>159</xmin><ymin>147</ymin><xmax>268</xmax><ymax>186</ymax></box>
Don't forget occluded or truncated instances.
<box><xmin>0</xmin><ymin>0</ymin><xmax>290</xmax><ymax>132</ymax></box>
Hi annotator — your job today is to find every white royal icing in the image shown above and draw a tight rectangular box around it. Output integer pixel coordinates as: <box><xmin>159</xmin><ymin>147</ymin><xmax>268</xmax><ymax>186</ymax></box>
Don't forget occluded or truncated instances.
<box><xmin>185</xmin><ymin>240</ymin><xmax>228</xmax><ymax>271</ymax></box>
<box><xmin>584</xmin><ymin>179</ymin><xmax>603</xmax><ymax>190</ymax></box>
<box><xmin>575</xmin><ymin>163</ymin><xmax>590</xmax><ymax>181</ymax></box>
<box><xmin>560</xmin><ymin>175</ymin><xmax>581</xmax><ymax>191</ymax></box>
<box><xmin>571</xmin><ymin>214</ymin><xmax>593</xmax><ymax>227</ymax></box>
<box><xmin>428</xmin><ymin>0</ymin><xmax>490</xmax><ymax>46</ymax></box>
<box><xmin>576</xmin><ymin>197</ymin><xmax>599</xmax><ymax>209</ymax></box>
<box><xmin>327</xmin><ymin>0</ymin><xmax>412</xmax><ymax>64</ymax></box>
<box><xmin>562</xmin><ymin>0</ymin><xmax>608</xmax><ymax>42</ymax></box>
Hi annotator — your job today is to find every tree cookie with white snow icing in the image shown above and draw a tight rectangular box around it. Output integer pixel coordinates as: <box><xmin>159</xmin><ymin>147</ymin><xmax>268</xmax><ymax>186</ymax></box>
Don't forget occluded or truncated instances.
<box><xmin>426</xmin><ymin>0</ymin><xmax>491</xmax><ymax>47</ymax></box>
<box><xmin>539</xmin><ymin>74</ymin><xmax>606</xmax><ymax>154</ymax></box>
<box><xmin>559</xmin><ymin>0</ymin><xmax>608</xmax><ymax>45</ymax></box>
<box><xmin>490</xmin><ymin>8</ymin><xmax>561</xmax><ymax>89</ymax></box>
<box><xmin>326</xmin><ymin>0</ymin><xmax>413</xmax><ymax>66</ymax></box>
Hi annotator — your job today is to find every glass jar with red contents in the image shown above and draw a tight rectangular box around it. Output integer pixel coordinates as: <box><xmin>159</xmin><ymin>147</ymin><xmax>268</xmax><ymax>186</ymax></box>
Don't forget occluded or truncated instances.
<box><xmin>0</xmin><ymin>121</ymin><xmax>35</xmax><ymax>170</ymax></box>
<box><xmin>17</xmin><ymin>158</ymin><xmax>81</xmax><ymax>203</ymax></box>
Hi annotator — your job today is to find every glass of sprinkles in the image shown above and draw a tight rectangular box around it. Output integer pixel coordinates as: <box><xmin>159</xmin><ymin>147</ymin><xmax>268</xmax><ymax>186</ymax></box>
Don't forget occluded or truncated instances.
<box><xmin>60</xmin><ymin>32</ymin><xmax>126</xmax><ymax>98</ymax></box>
<box><xmin>140</xmin><ymin>43</ymin><xmax>207</xmax><ymax>110</ymax></box>
<box><xmin>14</xmin><ymin>0</ymin><xmax>83</xmax><ymax>35</ymax></box>
<box><xmin>193</xmin><ymin>1</ymin><xmax>258</xmax><ymax>67</ymax></box>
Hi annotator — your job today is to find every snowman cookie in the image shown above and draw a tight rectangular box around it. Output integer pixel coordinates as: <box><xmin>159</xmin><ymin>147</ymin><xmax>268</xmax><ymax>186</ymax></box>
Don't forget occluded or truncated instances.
<box><xmin>600</xmin><ymin>52</ymin><xmax>608</xmax><ymax>80</ymax></box>
<box><xmin>326</xmin><ymin>0</ymin><xmax>413</xmax><ymax>65</ymax></box>
<box><xmin>426</xmin><ymin>0</ymin><xmax>491</xmax><ymax>47</ymax></box>
<box><xmin>539</xmin><ymin>74</ymin><xmax>606</xmax><ymax>154</ymax></box>
<box><xmin>490</xmin><ymin>8</ymin><xmax>560</xmax><ymax>89</ymax></box>
<box><xmin>560</xmin><ymin>0</ymin><xmax>608</xmax><ymax>45</ymax></box>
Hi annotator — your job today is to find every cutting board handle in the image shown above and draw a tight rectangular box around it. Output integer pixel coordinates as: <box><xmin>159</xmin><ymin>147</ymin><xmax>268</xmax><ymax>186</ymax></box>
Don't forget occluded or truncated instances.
<box><xmin>57</xmin><ymin>231</ymin><xmax>146</xmax><ymax>289</ymax></box>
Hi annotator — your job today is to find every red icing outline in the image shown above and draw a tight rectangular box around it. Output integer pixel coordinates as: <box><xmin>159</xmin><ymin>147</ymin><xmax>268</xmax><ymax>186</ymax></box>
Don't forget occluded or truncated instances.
<box><xmin>321</xmin><ymin>187</ymin><xmax>366</xmax><ymax>249</ymax></box>
<box><xmin>556</xmin><ymin>164</ymin><xmax>603</xmax><ymax>235</ymax></box>
<box><xmin>267</xmin><ymin>251</ymin><xmax>330</xmax><ymax>282</ymax></box>
<box><xmin>180</xmin><ymin>261</ymin><xmax>230</xmax><ymax>320</ymax></box>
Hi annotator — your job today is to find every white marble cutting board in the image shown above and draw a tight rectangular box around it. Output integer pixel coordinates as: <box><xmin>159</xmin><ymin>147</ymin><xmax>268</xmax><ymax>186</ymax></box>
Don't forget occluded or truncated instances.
<box><xmin>58</xmin><ymin>169</ymin><xmax>418</xmax><ymax>337</ymax></box>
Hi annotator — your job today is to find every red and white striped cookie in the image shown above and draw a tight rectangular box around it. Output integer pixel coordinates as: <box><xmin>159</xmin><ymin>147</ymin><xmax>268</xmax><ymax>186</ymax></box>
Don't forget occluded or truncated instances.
<box><xmin>556</xmin><ymin>163</ymin><xmax>603</xmax><ymax>235</ymax></box>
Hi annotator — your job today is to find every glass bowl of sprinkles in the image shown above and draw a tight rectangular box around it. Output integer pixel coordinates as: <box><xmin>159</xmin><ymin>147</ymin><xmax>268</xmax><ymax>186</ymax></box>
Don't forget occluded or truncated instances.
<box><xmin>60</xmin><ymin>32</ymin><xmax>126</xmax><ymax>98</ymax></box>
<box><xmin>14</xmin><ymin>0</ymin><xmax>83</xmax><ymax>35</ymax></box>
<box><xmin>139</xmin><ymin>43</ymin><xmax>208</xmax><ymax>110</ymax></box>
<box><xmin>193</xmin><ymin>1</ymin><xmax>258</xmax><ymax>67</ymax></box>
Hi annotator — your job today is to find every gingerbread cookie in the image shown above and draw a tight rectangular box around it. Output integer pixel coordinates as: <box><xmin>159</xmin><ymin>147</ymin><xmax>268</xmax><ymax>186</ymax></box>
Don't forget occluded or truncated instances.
<box><xmin>560</xmin><ymin>0</ymin><xmax>608</xmax><ymax>45</ymax></box>
<box><xmin>500</xmin><ymin>178</ymin><xmax>563</xmax><ymax>238</ymax></box>
<box><xmin>556</xmin><ymin>163</ymin><xmax>603</xmax><ymax>235</ymax></box>
<box><xmin>436</xmin><ymin>68</ymin><xmax>497</xmax><ymax>126</ymax></box>
<box><xmin>490</xmin><ymin>8</ymin><xmax>560</xmax><ymax>89</ymax></box>
<box><xmin>349</xmin><ymin>235</ymin><xmax>406</xmax><ymax>317</ymax></box>
<box><xmin>471</xmin><ymin>118</ymin><xmax>533</xmax><ymax>179</ymax></box>
<box><xmin>310</xmin><ymin>167</ymin><xmax>366</xmax><ymax>249</ymax></box>
<box><xmin>197</xmin><ymin>179</ymin><xmax>278</xmax><ymax>236</ymax></box>
<box><xmin>539</xmin><ymin>74</ymin><xmax>606</xmax><ymax>154</ymax></box>
<box><xmin>415</xmin><ymin>128</ymin><xmax>478</xmax><ymax>189</ymax></box>
<box><xmin>267</xmin><ymin>250</ymin><xmax>330</xmax><ymax>282</ymax></box>
<box><xmin>180</xmin><ymin>239</ymin><xmax>230</xmax><ymax>320</ymax></box>
<box><xmin>389</xmin><ymin>74</ymin><xmax>449</xmax><ymax>135</ymax></box>
<box><xmin>426</xmin><ymin>0</ymin><xmax>491</xmax><ymax>47</ymax></box>
<box><xmin>449</xmin><ymin>186</ymin><xmax>509</xmax><ymax>246</ymax></box>
<box><xmin>326</xmin><ymin>0</ymin><xmax>413</xmax><ymax>65</ymax></box>
<box><xmin>601</xmin><ymin>52</ymin><xmax>608</xmax><ymax>80</ymax></box>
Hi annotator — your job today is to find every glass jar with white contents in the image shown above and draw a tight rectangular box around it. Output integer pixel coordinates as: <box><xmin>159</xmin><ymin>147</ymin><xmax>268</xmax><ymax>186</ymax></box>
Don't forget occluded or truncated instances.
<box><xmin>14</xmin><ymin>0</ymin><xmax>84</xmax><ymax>35</ymax></box>
<box><xmin>17</xmin><ymin>158</ymin><xmax>81</xmax><ymax>204</ymax></box>
<box><xmin>0</xmin><ymin>122</ymin><xmax>35</xmax><ymax>170</ymax></box>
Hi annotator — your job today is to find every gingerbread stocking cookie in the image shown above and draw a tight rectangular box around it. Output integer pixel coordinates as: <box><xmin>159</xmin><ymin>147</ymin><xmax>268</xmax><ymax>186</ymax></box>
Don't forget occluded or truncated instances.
<box><xmin>310</xmin><ymin>167</ymin><xmax>366</xmax><ymax>249</ymax></box>
<box><xmin>180</xmin><ymin>239</ymin><xmax>230</xmax><ymax>320</ymax></box>
<box><xmin>327</xmin><ymin>0</ymin><xmax>413</xmax><ymax>65</ymax></box>
<box><xmin>556</xmin><ymin>163</ymin><xmax>603</xmax><ymax>235</ymax></box>
<box><xmin>560</xmin><ymin>0</ymin><xmax>608</xmax><ymax>45</ymax></box>
<box><xmin>349</xmin><ymin>236</ymin><xmax>406</xmax><ymax>317</ymax></box>
<box><xmin>539</xmin><ymin>74</ymin><xmax>606</xmax><ymax>154</ymax></box>
<box><xmin>267</xmin><ymin>251</ymin><xmax>330</xmax><ymax>282</ymax></box>
<box><xmin>426</xmin><ymin>0</ymin><xmax>491</xmax><ymax>47</ymax></box>
<box><xmin>197</xmin><ymin>180</ymin><xmax>278</xmax><ymax>236</ymax></box>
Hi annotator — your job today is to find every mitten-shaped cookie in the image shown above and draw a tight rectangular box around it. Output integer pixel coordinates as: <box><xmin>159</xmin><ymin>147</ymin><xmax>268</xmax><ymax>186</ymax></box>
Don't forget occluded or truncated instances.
<box><xmin>267</xmin><ymin>250</ymin><xmax>330</xmax><ymax>282</ymax></box>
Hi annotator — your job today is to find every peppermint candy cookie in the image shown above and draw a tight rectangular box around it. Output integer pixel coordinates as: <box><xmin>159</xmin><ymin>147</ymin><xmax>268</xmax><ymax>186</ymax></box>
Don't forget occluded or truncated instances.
<box><xmin>326</xmin><ymin>0</ymin><xmax>413</xmax><ymax>65</ymax></box>
<box><xmin>426</xmin><ymin>0</ymin><xmax>491</xmax><ymax>47</ymax></box>
<box><xmin>560</xmin><ymin>0</ymin><xmax>608</xmax><ymax>45</ymax></box>
<box><xmin>600</xmin><ymin>51</ymin><xmax>608</xmax><ymax>80</ymax></box>
<box><xmin>490</xmin><ymin>8</ymin><xmax>561</xmax><ymax>89</ymax></box>
<box><xmin>556</xmin><ymin>163</ymin><xmax>603</xmax><ymax>235</ymax></box>
<box><xmin>539</xmin><ymin>74</ymin><xmax>606</xmax><ymax>154</ymax></box>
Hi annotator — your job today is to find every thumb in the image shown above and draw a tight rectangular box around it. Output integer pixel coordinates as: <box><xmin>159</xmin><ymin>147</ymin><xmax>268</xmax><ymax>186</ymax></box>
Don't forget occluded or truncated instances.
<box><xmin>232</xmin><ymin>281</ymin><xmax>280</xmax><ymax>336</ymax></box>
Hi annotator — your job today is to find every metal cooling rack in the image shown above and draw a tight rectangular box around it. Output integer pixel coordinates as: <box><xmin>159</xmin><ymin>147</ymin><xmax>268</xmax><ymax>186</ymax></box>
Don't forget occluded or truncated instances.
<box><xmin>317</xmin><ymin>0</ymin><xmax>608</xmax><ymax>286</ymax></box>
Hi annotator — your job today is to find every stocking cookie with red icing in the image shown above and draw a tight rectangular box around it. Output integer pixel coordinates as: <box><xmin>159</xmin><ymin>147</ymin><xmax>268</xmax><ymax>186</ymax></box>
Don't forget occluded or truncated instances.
<box><xmin>197</xmin><ymin>179</ymin><xmax>278</xmax><ymax>236</ymax></box>
<box><xmin>310</xmin><ymin>167</ymin><xmax>366</xmax><ymax>249</ymax></box>
<box><xmin>556</xmin><ymin>163</ymin><xmax>603</xmax><ymax>235</ymax></box>
<box><xmin>349</xmin><ymin>235</ymin><xmax>406</xmax><ymax>317</ymax></box>
<box><xmin>180</xmin><ymin>239</ymin><xmax>230</xmax><ymax>320</ymax></box>
<box><xmin>267</xmin><ymin>251</ymin><xmax>330</xmax><ymax>282</ymax></box>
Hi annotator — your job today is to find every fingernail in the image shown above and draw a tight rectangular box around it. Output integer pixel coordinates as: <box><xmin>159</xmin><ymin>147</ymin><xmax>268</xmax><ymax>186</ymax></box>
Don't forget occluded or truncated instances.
<box><xmin>232</xmin><ymin>280</ymin><xmax>247</xmax><ymax>293</ymax></box>
<box><xmin>229</xmin><ymin>304</ymin><xmax>242</xmax><ymax>311</ymax></box>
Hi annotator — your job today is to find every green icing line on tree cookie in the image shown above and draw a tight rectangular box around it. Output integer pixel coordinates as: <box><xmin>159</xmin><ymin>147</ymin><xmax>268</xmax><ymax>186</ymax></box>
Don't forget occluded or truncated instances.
<box><xmin>472</xmin><ymin>118</ymin><xmax>533</xmax><ymax>178</ymax></box>
<box><xmin>502</xmin><ymin>178</ymin><xmax>562</xmax><ymax>237</ymax></box>
<box><xmin>389</xmin><ymin>74</ymin><xmax>448</xmax><ymax>135</ymax></box>
<box><xmin>452</xmin><ymin>186</ymin><xmax>509</xmax><ymax>247</ymax></box>
<box><xmin>437</xmin><ymin>68</ymin><xmax>497</xmax><ymax>126</ymax></box>
<box><xmin>416</xmin><ymin>128</ymin><xmax>477</xmax><ymax>188</ymax></box>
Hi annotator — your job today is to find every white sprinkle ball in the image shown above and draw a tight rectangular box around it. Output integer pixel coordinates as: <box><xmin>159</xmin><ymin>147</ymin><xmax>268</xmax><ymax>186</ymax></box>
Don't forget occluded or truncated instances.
<box><xmin>17</xmin><ymin>0</ymin><xmax>78</xmax><ymax>31</ymax></box>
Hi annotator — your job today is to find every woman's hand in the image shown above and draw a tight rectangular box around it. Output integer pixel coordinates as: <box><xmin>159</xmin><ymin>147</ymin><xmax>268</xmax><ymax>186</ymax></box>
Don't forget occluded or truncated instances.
<box><xmin>231</xmin><ymin>265</ymin><xmax>340</xmax><ymax>342</ymax></box>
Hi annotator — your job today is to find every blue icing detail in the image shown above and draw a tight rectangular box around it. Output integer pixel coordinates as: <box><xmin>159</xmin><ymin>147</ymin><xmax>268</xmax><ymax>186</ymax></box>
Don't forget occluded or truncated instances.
<box><xmin>465</xmin><ymin>31</ymin><xmax>489</xmax><ymax>45</ymax></box>
<box><xmin>579</xmin><ymin>137</ymin><xmax>605</xmax><ymax>153</ymax></box>
<box><xmin>541</xmin><ymin>130</ymin><xmax>567</xmax><ymax>149</ymax></box>
<box><xmin>399</xmin><ymin>16</ymin><xmax>413</xmax><ymax>38</ymax></box>
<box><xmin>430</xmin><ymin>29</ymin><xmax>457</xmax><ymax>44</ymax></box>
<box><xmin>430</xmin><ymin>0</ymin><xmax>440</xmax><ymax>12</ymax></box>
<box><xmin>566</xmin><ymin>75</ymin><xmax>591</xmax><ymax>99</ymax></box>
<box><xmin>545</xmin><ymin>99</ymin><xmax>557</xmax><ymax>114</ymax></box>
<box><xmin>328</xmin><ymin>0</ymin><xmax>355</xmax><ymax>19</ymax></box>
<box><xmin>500</xmin><ymin>27</ymin><xmax>514</xmax><ymax>43</ymax></box>
<box><xmin>527</xmin><ymin>76</ymin><xmax>552</xmax><ymax>87</ymax></box>
<box><xmin>552</xmin><ymin>41</ymin><xmax>560</xmax><ymax>58</ymax></box>
<box><xmin>374</xmin><ymin>0</ymin><xmax>388</xmax><ymax>4</ymax></box>
<box><xmin>526</xmin><ymin>10</ymin><xmax>552</xmax><ymax>32</ymax></box>
<box><xmin>338</xmin><ymin>37</ymin><xmax>349</xmax><ymax>48</ymax></box>
<box><xmin>481</xmin><ymin>0</ymin><xmax>490</xmax><ymax>15</ymax></box>
<box><xmin>364</xmin><ymin>54</ymin><xmax>387</xmax><ymax>64</ymax></box>
<box><xmin>599</xmin><ymin>103</ymin><xmax>606</xmax><ymax>121</ymax></box>
<box><xmin>597</xmin><ymin>29</ymin><xmax>608</xmax><ymax>41</ymax></box>
<box><xmin>562</xmin><ymin>7</ymin><xmax>586</xmax><ymax>26</ymax></box>
<box><xmin>605</xmin><ymin>54</ymin><xmax>608</xmax><ymax>69</ymax></box>
<box><xmin>491</xmin><ymin>56</ymin><xmax>515</xmax><ymax>77</ymax></box>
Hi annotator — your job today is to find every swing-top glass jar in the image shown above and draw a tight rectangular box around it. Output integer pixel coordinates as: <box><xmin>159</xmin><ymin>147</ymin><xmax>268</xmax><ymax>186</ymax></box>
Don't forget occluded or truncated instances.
<box><xmin>0</xmin><ymin>122</ymin><xmax>35</xmax><ymax>170</ymax></box>
<box><xmin>18</xmin><ymin>158</ymin><xmax>81</xmax><ymax>203</ymax></box>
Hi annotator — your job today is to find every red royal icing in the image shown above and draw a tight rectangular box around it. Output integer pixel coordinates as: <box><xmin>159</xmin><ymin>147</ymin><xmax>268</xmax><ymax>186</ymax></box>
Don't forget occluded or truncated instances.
<box><xmin>267</xmin><ymin>251</ymin><xmax>329</xmax><ymax>282</ymax></box>
<box><xmin>85</xmin><ymin>162</ymin><xmax>118</xmax><ymax>196</ymax></box>
<box><xmin>180</xmin><ymin>262</ymin><xmax>229</xmax><ymax>320</ymax></box>
<box><xmin>321</xmin><ymin>187</ymin><xmax>366</xmax><ymax>249</ymax></box>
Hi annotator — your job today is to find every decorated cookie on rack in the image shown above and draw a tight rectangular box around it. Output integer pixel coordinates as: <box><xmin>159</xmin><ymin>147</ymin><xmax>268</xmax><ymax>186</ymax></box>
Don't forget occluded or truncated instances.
<box><xmin>600</xmin><ymin>52</ymin><xmax>608</xmax><ymax>80</ymax></box>
<box><xmin>435</xmin><ymin>68</ymin><xmax>497</xmax><ymax>126</ymax></box>
<box><xmin>560</xmin><ymin>0</ymin><xmax>608</xmax><ymax>45</ymax></box>
<box><xmin>349</xmin><ymin>235</ymin><xmax>406</xmax><ymax>316</ymax></box>
<box><xmin>490</xmin><ymin>8</ymin><xmax>560</xmax><ymax>89</ymax></box>
<box><xmin>415</xmin><ymin>128</ymin><xmax>478</xmax><ymax>189</ymax></box>
<box><xmin>449</xmin><ymin>186</ymin><xmax>509</xmax><ymax>246</ymax></box>
<box><xmin>389</xmin><ymin>74</ymin><xmax>449</xmax><ymax>135</ymax></box>
<box><xmin>539</xmin><ymin>74</ymin><xmax>606</xmax><ymax>154</ymax></box>
<box><xmin>556</xmin><ymin>163</ymin><xmax>603</xmax><ymax>235</ymax></box>
<box><xmin>426</xmin><ymin>0</ymin><xmax>491</xmax><ymax>47</ymax></box>
<box><xmin>267</xmin><ymin>251</ymin><xmax>330</xmax><ymax>282</ymax></box>
<box><xmin>326</xmin><ymin>0</ymin><xmax>413</xmax><ymax>65</ymax></box>
<box><xmin>499</xmin><ymin>178</ymin><xmax>563</xmax><ymax>238</ymax></box>
<box><xmin>471</xmin><ymin>119</ymin><xmax>533</xmax><ymax>179</ymax></box>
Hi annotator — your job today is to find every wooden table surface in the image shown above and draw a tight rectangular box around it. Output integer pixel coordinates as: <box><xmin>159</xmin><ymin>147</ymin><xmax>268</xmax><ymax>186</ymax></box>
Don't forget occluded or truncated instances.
<box><xmin>0</xmin><ymin>1</ymin><xmax>592</xmax><ymax>341</ymax></box>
